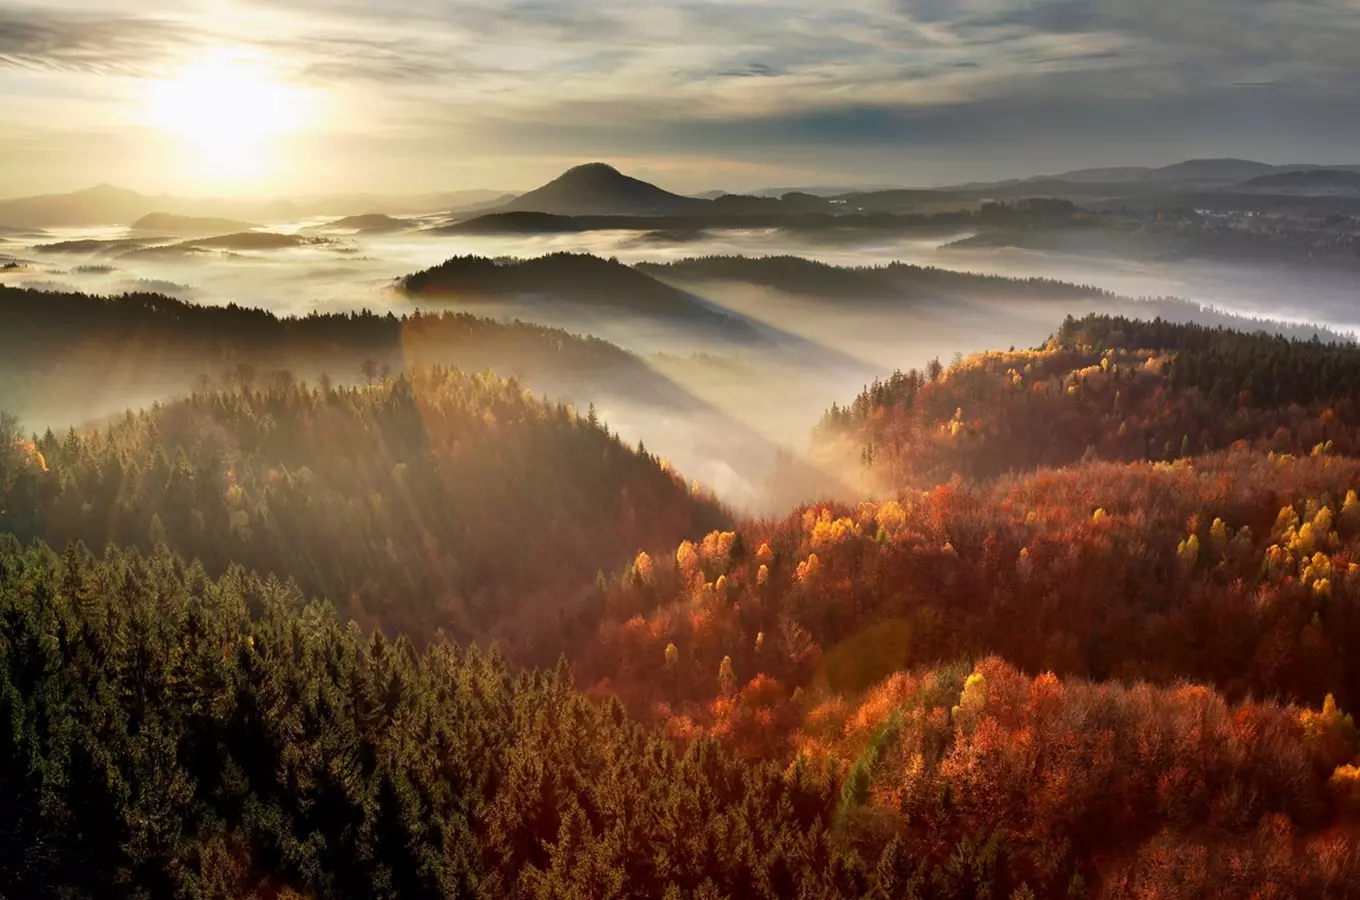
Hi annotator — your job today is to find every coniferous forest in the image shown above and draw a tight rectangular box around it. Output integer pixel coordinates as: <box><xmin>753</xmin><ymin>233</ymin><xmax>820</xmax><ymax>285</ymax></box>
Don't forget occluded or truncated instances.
<box><xmin>9</xmin><ymin>284</ymin><xmax>1360</xmax><ymax>899</ymax></box>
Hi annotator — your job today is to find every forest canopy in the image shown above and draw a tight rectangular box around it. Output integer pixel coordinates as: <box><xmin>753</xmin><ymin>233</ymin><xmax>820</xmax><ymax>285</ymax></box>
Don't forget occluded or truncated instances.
<box><xmin>8</xmin><ymin>307</ymin><xmax>1360</xmax><ymax>898</ymax></box>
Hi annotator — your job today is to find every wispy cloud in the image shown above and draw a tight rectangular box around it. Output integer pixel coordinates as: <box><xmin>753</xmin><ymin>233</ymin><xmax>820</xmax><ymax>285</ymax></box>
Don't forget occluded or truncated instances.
<box><xmin>0</xmin><ymin>7</ymin><xmax>201</xmax><ymax>74</ymax></box>
<box><xmin>3</xmin><ymin>0</ymin><xmax>1360</xmax><ymax>193</ymax></box>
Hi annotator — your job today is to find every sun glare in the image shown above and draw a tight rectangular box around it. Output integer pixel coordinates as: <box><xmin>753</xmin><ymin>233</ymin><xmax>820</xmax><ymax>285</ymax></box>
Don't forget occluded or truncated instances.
<box><xmin>145</xmin><ymin>51</ymin><xmax>311</xmax><ymax>184</ymax></box>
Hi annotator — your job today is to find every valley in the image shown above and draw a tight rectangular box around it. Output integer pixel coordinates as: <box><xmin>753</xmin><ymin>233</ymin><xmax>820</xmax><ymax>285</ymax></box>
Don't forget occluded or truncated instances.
<box><xmin>6</xmin><ymin>157</ymin><xmax>1360</xmax><ymax>898</ymax></box>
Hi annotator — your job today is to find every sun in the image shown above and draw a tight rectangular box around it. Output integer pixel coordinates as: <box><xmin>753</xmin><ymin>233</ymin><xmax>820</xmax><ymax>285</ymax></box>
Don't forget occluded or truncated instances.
<box><xmin>145</xmin><ymin>51</ymin><xmax>312</xmax><ymax>184</ymax></box>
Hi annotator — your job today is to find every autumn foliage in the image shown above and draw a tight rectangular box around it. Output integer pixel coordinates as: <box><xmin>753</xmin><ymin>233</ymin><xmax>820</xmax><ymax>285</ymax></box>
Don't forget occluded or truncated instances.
<box><xmin>8</xmin><ymin>311</ymin><xmax>1360</xmax><ymax>897</ymax></box>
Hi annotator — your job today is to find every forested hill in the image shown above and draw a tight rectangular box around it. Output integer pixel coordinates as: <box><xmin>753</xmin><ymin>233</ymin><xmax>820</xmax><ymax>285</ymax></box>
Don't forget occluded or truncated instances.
<box><xmin>636</xmin><ymin>255</ymin><xmax>1115</xmax><ymax>302</ymax></box>
<box><xmin>816</xmin><ymin>313</ymin><xmax>1360</xmax><ymax>491</ymax></box>
<box><xmin>10</xmin><ymin>294</ymin><xmax>1360</xmax><ymax>896</ymax></box>
<box><xmin>4</xmin><ymin>524</ymin><xmax>1360</xmax><ymax>897</ymax></box>
<box><xmin>0</xmin><ymin>370</ymin><xmax>728</xmax><ymax>650</ymax></box>
<box><xmin>0</xmin><ymin>540</ymin><xmax>862</xmax><ymax>899</ymax></box>
<box><xmin>397</xmin><ymin>253</ymin><xmax>758</xmax><ymax>339</ymax></box>
<box><xmin>0</xmin><ymin>284</ymin><xmax>691</xmax><ymax>426</ymax></box>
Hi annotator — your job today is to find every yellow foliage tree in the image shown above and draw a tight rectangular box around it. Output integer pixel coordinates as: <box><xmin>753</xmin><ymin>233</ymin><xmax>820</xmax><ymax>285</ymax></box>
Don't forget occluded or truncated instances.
<box><xmin>1016</xmin><ymin>547</ymin><xmax>1034</xmax><ymax>584</ymax></box>
<box><xmin>1177</xmin><ymin>533</ymin><xmax>1200</xmax><ymax>566</ymax></box>
<box><xmin>718</xmin><ymin>655</ymin><xmax>737</xmax><ymax>697</ymax></box>
<box><xmin>676</xmin><ymin>541</ymin><xmax>700</xmax><ymax>582</ymax></box>
<box><xmin>952</xmin><ymin>672</ymin><xmax>987</xmax><ymax>722</ymax></box>
<box><xmin>1300</xmin><ymin>693</ymin><xmax>1360</xmax><ymax>762</ymax></box>
<box><xmin>633</xmin><ymin>551</ymin><xmax>654</xmax><ymax>586</ymax></box>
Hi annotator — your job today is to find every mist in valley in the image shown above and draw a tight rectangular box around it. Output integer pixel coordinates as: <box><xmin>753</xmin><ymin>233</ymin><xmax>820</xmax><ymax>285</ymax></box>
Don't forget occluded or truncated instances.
<box><xmin>3</xmin><ymin>217</ymin><xmax>1354</xmax><ymax>514</ymax></box>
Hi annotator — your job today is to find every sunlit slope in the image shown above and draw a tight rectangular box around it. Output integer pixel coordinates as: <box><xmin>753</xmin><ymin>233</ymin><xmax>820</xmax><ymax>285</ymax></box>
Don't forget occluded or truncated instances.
<box><xmin>0</xmin><ymin>283</ymin><xmax>694</xmax><ymax>428</ymax></box>
<box><xmin>816</xmin><ymin>313</ymin><xmax>1360</xmax><ymax>492</ymax></box>
<box><xmin>0</xmin><ymin>370</ymin><xmax>728</xmax><ymax>648</ymax></box>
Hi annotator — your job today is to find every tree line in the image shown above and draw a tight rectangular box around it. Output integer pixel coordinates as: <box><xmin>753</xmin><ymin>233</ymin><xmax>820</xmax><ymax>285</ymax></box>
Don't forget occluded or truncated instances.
<box><xmin>1</xmin><ymin>370</ymin><xmax>726</xmax><ymax>651</ymax></box>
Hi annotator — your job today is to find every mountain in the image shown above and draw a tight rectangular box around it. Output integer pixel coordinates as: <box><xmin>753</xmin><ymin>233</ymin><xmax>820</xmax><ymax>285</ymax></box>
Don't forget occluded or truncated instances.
<box><xmin>1145</xmin><ymin>158</ymin><xmax>1279</xmax><ymax>182</ymax></box>
<box><xmin>129</xmin><ymin>212</ymin><xmax>258</xmax><ymax>236</ymax></box>
<box><xmin>498</xmin><ymin>162</ymin><xmax>705</xmax><ymax>216</ymax></box>
<box><xmin>0</xmin><ymin>185</ymin><xmax>520</xmax><ymax>228</ymax></box>
<box><xmin>1236</xmin><ymin>168</ymin><xmax>1360</xmax><ymax>194</ymax></box>
<box><xmin>0</xmin><ymin>184</ymin><xmax>159</xmax><ymax>227</ymax></box>
<box><xmin>1047</xmin><ymin>158</ymin><xmax>1278</xmax><ymax>185</ymax></box>
<box><xmin>296</xmin><ymin>188</ymin><xmax>514</xmax><ymax>216</ymax></box>
<box><xmin>313</xmin><ymin>213</ymin><xmax>416</xmax><ymax>232</ymax></box>
<box><xmin>946</xmin><ymin>159</ymin><xmax>1307</xmax><ymax>198</ymax></box>
<box><xmin>752</xmin><ymin>183</ymin><xmax>904</xmax><ymax>197</ymax></box>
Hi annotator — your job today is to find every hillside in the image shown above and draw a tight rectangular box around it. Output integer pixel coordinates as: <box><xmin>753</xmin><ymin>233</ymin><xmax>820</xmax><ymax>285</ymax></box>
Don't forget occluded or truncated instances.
<box><xmin>961</xmin><ymin>158</ymin><xmax>1280</xmax><ymax>192</ymax></box>
<box><xmin>398</xmin><ymin>252</ymin><xmax>759</xmax><ymax>337</ymax></box>
<box><xmin>5</xmin><ymin>534</ymin><xmax>1359</xmax><ymax>897</ymax></box>
<box><xmin>815</xmin><ymin>314</ymin><xmax>1360</xmax><ymax>491</ymax></box>
<box><xmin>499</xmin><ymin>162</ymin><xmax>705</xmax><ymax>216</ymax></box>
<box><xmin>0</xmin><ymin>283</ymin><xmax>697</xmax><ymax>427</ymax></box>
<box><xmin>0</xmin><ymin>372</ymin><xmax>728</xmax><ymax>647</ymax></box>
<box><xmin>130</xmin><ymin>212</ymin><xmax>259</xmax><ymax>236</ymax></box>
<box><xmin>638</xmin><ymin>255</ymin><xmax>1114</xmax><ymax>302</ymax></box>
<box><xmin>1237</xmin><ymin>168</ymin><xmax>1360</xmax><ymax>194</ymax></box>
<box><xmin>184</xmin><ymin>231</ymin><xmax>329</xmax><ymax>251</ymax></box>
<box><xmin>0</xmin><ymin>540</ymin><xmax>868</xmax><ymax>898</ymax></box>
<box><xmin>316</xmin><ymin>213</ymin><xmax>416</xmax><ymax>232</ymax></box>
<box><xmin>0</xmin><ymin>183</ymin><xmax>155</xmax><ymax>227</ymax></box>
<box><xmin>33</xmin><ymin>236</ymin><xmax>164</xmax><ymax>255</ymax></box>
<box><xmin>8</xmin><ymin>304</ymin><xmax>1360</xmax><ymax>894</ymax></box>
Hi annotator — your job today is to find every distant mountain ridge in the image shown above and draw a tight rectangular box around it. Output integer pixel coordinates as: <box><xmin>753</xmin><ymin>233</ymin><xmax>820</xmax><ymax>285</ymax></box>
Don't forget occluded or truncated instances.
<box><xmin>14</xmin><ymin>158</ymin><xmax>1360</xmax><ymax>230</ymax></box>
<box><xmin>130</xmin><ymin>213</ymin><xmax>259</xmax><ymax>236</ymax></box>
<box><xmin>1236</xmin><ymin>169</ymin><xmax>1360</xmax><ymax>194</ymax></box>
<box><xmin>1056</xmin><ymin>158</ymin><xmax>1279</xmax><ymax>184</ymax></box>
<box><xmin>950</xmin><ymin>158</ymin><xmax>1360</xmax><ymax>194</ymax></box>
<box><xmin>0</xmin><ymin>185</ymin><xmax>517</xmax><ymax>228</ymax></box>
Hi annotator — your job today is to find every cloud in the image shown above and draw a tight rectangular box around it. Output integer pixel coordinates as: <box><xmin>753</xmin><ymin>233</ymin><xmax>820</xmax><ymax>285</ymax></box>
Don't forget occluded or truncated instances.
<box><xmin>3</xmin><ymin>0</ymin><xmax>1360</xmax><ymax>193</ymax></box>
<box><xmin>0</xmin><ymin>7</ymin><xmax>201</xmax><ymax>74</ymax></box>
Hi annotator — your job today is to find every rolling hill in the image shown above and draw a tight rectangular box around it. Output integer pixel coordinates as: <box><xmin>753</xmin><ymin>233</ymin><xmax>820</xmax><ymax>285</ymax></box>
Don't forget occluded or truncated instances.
<box><xmin>0</xmin><ymin>184</ymin><xmax>161</xmax><ymax>228</ymax></box>
<box><xmin>1236</xmin><ymin>168</ymin><xmax>1360</xmax><ymax>194</ymax></box>
<box><xmin>130</xmin><ymin>212</ymin><xmax>259</xmax><ymax>236</ymax></box>
<box><xmin>316</xmin><ymin>213</ymin><xmax>416</xmax><ymax>232</ymax></box>
<box><xmin>398</xmin><ymin>252</ymin><xmax>759</xmax><ymax>338</ymax></box>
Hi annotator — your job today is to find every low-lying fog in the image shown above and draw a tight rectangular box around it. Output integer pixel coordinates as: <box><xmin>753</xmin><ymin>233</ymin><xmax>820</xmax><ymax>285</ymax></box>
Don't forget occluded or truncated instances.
<box><xmin>4</xmin><ymin>220</ymin><xmax>1355</xmax><ymax>512</ymax></box>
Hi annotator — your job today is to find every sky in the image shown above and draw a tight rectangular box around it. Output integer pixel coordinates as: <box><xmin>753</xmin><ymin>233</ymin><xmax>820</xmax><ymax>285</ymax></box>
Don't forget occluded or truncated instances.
<box><xmin>3</xmin><ymin>0</ymin><xmax>1360</xmax><ymax>198</ymax></box>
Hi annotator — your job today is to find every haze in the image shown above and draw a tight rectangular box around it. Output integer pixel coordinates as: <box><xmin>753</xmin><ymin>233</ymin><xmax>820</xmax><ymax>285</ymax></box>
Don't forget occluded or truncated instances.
<box><xmin>6</xmin><ymin>0</ymin><xmax>1360</xmax><ymax>197</ymax></box>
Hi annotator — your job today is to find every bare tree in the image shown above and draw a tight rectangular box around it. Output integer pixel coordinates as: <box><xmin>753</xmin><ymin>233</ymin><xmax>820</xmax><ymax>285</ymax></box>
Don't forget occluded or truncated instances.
<box><xmin>268</xmin><ymin>369</ymin><xmax>296</xmax><ymax>392</ymax></box>
<box><xmin>228</xmin><ymin>362</ymin><xmax>256</xmax><ymax>393</ymax></box>
<box><xmin>359</xmin><ymin>359</ymin><xmax>379</xmax><ymax>386</ymax></box>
